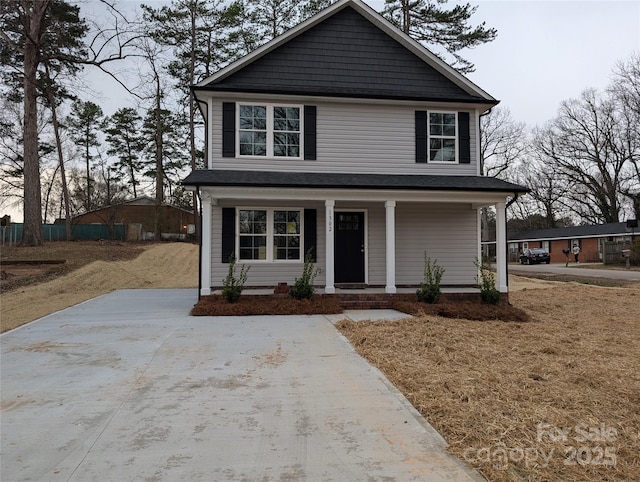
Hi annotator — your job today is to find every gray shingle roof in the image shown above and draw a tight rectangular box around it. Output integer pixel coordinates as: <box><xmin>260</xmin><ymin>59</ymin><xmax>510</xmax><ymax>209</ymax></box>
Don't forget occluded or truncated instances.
<box><xmin>508</xmin><ymin>222</ymin><xmax>634</xmax><ymax>241</ymax></box>
<box><xmin>196</xmin><ymin>6</ymin><xmax>493</xmax><ymax>103</ymax></box>
<box><xmin>182</xmin><ymin>169</ymin><xmax>528</xmax><ymax>193</ymax></box>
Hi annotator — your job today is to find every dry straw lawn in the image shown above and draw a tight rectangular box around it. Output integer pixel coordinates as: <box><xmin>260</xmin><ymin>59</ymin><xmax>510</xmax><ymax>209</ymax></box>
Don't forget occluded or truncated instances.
<box><xmin>337</xmin><ymin>278</ymin><xmax>640</xmax><ymax>481</ymax></box>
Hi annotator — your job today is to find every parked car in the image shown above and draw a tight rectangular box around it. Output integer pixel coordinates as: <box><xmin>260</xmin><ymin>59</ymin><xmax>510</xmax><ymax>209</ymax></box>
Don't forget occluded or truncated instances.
<box><xmin>519</xmin><ymin>248</ymin><xmax>551</xmax><ymax>264</ymax></box>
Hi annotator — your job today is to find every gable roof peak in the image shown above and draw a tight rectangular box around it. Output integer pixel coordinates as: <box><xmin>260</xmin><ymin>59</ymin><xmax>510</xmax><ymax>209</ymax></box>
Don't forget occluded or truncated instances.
<box><xmin>195</xmin><ymin>0</ymin><xmax>496</xmax><ymax>104</ymax></box>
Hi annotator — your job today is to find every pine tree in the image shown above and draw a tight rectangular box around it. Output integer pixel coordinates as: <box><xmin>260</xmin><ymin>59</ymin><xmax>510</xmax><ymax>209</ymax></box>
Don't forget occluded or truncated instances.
<box><xmin>0</xmin><ymin>0</ymin><xmax>88</xmax><ymax>246</ymax></box>
<box><xmin>104</xmin><ymin>108</ymin><xmax>147</xmax><ymax>199</ymax></box>
<box><xmin>382</xmin><ymin>0</ymin><xmax>496</xmax><ymax>73</ymax></box>
<box><xmin>65</xmin><ymin>100</ymin><xmax>104</xmax><ymax>212</ymax></box>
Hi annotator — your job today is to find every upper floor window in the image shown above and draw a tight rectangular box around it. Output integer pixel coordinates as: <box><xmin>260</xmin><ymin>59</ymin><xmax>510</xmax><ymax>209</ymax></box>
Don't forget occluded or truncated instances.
<box><xmin>428</xmin><ymin>112</ymin><xmax>457</xmax><ymax>162</ymax></box>
<box><xmin>238</xmin><ymin>104</ymin><xmax>301</xmax><ymax>158</ymax></box>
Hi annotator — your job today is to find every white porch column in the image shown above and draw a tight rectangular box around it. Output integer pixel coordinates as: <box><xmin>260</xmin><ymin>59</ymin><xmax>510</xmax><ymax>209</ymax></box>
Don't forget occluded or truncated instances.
<box><xmin>385</xmin><ymin>201</ymin><xmax>397</xmax><ymax>293</ymax></box>
<box><xmin>325</xmin><ymin>200</ymin><xmax>335</xmax><ymax>294</ymax></box>
<box><xmin>495</xmin><ymin>201</ymin><xmax>508</xmax><ymax>293</ymax></box>
<box><xmin>200</xmin><ymin>192</ymin><xmax>213</xmax><ymax>296</ymax></box>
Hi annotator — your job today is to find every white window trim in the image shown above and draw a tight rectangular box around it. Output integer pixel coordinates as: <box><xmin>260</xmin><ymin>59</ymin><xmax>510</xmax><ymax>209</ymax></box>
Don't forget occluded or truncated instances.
<box><xmin>236</xmin><ymin>103</ymin><xmax>304</xmax><ymax>159</ymax></box>
<box><xmin>236</xmin><ymin>207</ymin><xmax>304</xmax><ymax>263</ymax></box>
<box><xmin>427</xmin><ymin>111</ymin><xmax>458</xmax><ymax>164</ymax></box>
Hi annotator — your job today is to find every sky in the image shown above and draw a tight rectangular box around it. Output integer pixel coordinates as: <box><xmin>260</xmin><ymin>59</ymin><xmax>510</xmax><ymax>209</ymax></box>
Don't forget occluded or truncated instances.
<box><xmin>84</xmin><ymin>0</ymin><xmax>640</xmax><ymax>127</ymax></box>
<box><xmin>365</xmin><ymin>0</ymin><xmax>639</xmax><ymax>127</ymax></box>
<box><xmin>3</xmin><ymin>0</ymin><xmax>639</xmax><ymax>222</ymax></box>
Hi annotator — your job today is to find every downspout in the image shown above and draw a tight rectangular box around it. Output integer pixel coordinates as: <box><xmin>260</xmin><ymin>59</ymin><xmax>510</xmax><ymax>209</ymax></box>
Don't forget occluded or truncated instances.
<box><xmin>196</xmin><ymin>185</ymin><xmax>202</xmax><ymax>301</ymax></box>
<box><xmin>478</xmin><ymin>107</ymin><xmax>493</xmax><ymax>177</ymax></box>
<box><xmin>504</xmin><ymin>192</ymin><xmax>520</xmax><ymax>292</ymax></box>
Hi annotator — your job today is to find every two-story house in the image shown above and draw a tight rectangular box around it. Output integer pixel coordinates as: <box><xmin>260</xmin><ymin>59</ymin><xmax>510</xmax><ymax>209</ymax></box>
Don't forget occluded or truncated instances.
<box><xmin>182</xmin><ymin>0</ymin><xmax>527</xmax><ymax>299</ymax></box>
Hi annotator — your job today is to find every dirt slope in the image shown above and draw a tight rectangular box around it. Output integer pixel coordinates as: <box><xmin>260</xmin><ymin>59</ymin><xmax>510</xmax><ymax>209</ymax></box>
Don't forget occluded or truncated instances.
<box><xmin>1</xmin><ymin>243</ymin><xmax>198</xmax><ymax>333</ymax></box>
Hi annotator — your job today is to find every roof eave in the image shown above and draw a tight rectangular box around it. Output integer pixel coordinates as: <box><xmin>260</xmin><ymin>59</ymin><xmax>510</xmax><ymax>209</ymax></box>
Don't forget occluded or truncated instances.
<box><xmin>191</xmin><ymin>85</ymin><xmax>499</xmax><ymax>106</ymax></box>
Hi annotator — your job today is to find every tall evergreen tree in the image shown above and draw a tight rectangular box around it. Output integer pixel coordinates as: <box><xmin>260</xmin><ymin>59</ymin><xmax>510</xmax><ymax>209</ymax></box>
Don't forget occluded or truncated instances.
<box><xmin>382</xmin><ymin>0</ymin><xmax>496</xmax><ymax>73</ymax></box>
<box><xmin>65</xmin><ymin>100</ymin><xmax>104</xmax><ymax>212</ymax></box>
<box><xmin>0</xmin><ymin>0</ymin><xmax>87</xmax><ymax>246</ymax></box>
<box><xmin>142</xmin><ymin>0</ymin><xmax>246</xmax><ymax>238</ymax></box>
<box><xmin>246</xmin><ymin>0</ymin><xmax>299</xmax><ymax>41</ymax></box>
<box><xmin>298</xmin><ymin>0</ymin><xmax>335</xmax><ymax>20</ymax></box>
<box><xmin>104</xmin><ymin>108</ymin><xmax>147</xmax><ymax>198</ymax></box>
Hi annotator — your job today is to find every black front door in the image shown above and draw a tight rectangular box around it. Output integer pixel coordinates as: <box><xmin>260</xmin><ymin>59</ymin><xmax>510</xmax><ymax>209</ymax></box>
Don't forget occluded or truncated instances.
<box><xmin>334</xmin><ymin>211</ymin><xmax>365</xmax><ymax>283</ymax></box>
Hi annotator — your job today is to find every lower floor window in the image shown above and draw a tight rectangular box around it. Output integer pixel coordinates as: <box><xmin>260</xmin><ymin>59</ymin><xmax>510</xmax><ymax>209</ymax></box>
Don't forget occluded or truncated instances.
<box><xmin>238</xmin><ymin>208</ymin><xmax>302</xmax><ymax>261</ymax></box>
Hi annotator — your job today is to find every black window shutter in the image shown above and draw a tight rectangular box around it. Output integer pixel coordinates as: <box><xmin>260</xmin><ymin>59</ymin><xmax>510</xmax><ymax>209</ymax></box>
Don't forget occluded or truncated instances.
<box><xmin>304</xmin><ymin>106</ymin><xmax>316</xmax><ymax>160</ymax></box>
<box><xmin>222</xmin><ymin>102</ymin><xmax>235</xmax><ymax>158</ymax></box>
<box><xmin>221</xmin><ymin>208</ymin><xmax>235</xmax><ymax>263</ymax></box>
<box><xmin>415</xmin><ymin>111</ymin><xmax>427</xmax><ymax>163</ymax></box>
<box><xmin>458</xmin><ymin>112</ymin><xmax>471</xmax><ymax>164</ymax></box>
<box><xmin>304</xmin><ymin>209</ymin><xmax>317</xmax><ymax>262</ymax></box>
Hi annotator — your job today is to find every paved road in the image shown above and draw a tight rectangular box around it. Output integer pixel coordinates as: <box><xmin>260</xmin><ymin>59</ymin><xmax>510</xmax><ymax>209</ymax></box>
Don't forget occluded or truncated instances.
<box><xmin>509</xmin><ymin>263</ymin><xmax>640</xmax><ymax>281</ymax></box>
<box><xmin>1</xmin><ymin>289</ymin><xmax>481</xmax><ymax>481</ymax></box>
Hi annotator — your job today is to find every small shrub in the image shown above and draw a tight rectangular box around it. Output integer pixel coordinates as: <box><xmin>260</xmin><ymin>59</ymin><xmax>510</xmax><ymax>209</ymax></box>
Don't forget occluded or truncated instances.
<box><xmin>475</xmin><ymin>258</ymin><xmax>501</xmax><ymax>304</ymax></box>
<box><xmin>222</xmin><ymin>254</ymin><xmax>249</xmax><ymax>303</ymax></box>
<box><xmin>289</xmin><ymin>248</ymin><xmax>321</xmax><ymax>300</ymax></box>
<box><xmin>416</xmin><ymin>252</ymin><xmax>445</xmax><ymax>304</ymax></box>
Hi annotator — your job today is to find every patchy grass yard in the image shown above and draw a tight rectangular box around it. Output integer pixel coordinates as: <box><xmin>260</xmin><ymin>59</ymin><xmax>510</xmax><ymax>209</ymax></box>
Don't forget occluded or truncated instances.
<box><xmin>336</xmin><ymin>281</ymin><xmax>640</xmax><ymax>481</ymax></box>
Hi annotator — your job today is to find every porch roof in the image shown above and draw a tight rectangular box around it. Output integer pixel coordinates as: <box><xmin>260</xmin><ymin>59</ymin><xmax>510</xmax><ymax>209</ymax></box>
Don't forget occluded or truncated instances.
<box><xmin>182</xmin><ymin>169</ymin><xmax>528</xmax><ymax>194</ymax></box>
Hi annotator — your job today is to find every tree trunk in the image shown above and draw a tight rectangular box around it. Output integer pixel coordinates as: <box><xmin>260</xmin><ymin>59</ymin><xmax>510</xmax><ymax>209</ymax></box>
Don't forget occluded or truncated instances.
<box><xmin>189</xmin><ymin>9</ymin><xmax>201</xmax><ymax>241</ymax></box>
<box><xmin>154</xmin><ymin>76</ymin><xmax>163</xmax><ymax>241</ymax></box>
<box><xmin>85</xmin><ymin>132</ymin><xmax>91</xmax><ymax>211</ymax></box>
<box><xmin>45</xmin><ymin>63</ymin><xmax>72</xmax><ymax>241</ymax></box>
<box><xmin>20</xmin><ymin>1</ymin><xmax>51</xmax><ymax>247</ymax></box>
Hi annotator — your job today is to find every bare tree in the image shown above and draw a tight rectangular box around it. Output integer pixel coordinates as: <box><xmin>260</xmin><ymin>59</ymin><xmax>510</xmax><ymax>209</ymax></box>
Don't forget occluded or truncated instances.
<box><xmin>610</xmin><ymin>54</ymin><xmax>640</xmax><ymax>219</ymax></box>
<box><xmin>42</xmin><ymin>61</ymin><xmax>73</xmax><ymax>239</ymax></box>
<box><xmin>480</xmin><ymin>107</ymin><xmax>526</xmax><ymax>179</ymax></box>
<box><xmin>533</xmin><ymin>89</ymin><xmax>629</xmax><ymax>224</ymax></box>
<box><xmin>479</xmin><ymin>106</ymin><xmax>526</xmax><ymax>241</ymax></box>
<box><xmin>513</xmin><ymin>154</ymin><xmax>571</xmax><ymax>228</ymax></box>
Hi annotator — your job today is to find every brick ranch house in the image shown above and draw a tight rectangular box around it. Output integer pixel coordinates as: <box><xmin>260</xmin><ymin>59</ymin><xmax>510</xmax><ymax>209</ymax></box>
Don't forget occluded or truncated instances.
<box><xmin>508</xmin><ymin>222</ymin><xmax>637</xmax><ymax>263</ymax></box>
<box><xmin>182</xmin><ymin>0</ymin><xmax>527</xmax><ymax>299</ymax></box>
<box><xmin>73</xmin><ymin>196</ymin><xmax>195</xmax><ymax>240</ymax></box>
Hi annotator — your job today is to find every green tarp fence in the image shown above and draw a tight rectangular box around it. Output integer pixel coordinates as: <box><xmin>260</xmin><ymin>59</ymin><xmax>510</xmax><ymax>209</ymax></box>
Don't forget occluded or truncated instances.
<box><xmin>1</xmin><ymin>223</ymin><xmax>126</xmax><ymax>244</ymax></box>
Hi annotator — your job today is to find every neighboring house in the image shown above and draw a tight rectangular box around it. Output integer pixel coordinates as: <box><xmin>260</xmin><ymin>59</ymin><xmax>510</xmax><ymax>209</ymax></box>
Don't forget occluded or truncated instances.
<box><xmin>182</xmin><ymin>0</ymin><xmax>527</xmax><ymax>297</ymax></box>
<box><xmin>508</xmin><ymin>222</ymin><xmax>638</xmax><ymax>263</ymax></box>
<box><xmin>73</xmin><ymin>196</ymin><xmax>195</xmax><ymax>240</ymax></box>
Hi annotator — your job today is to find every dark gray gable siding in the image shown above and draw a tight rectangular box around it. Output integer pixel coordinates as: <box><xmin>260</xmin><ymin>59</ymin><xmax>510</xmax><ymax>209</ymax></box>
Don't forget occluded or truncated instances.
<box><xmin>200</xmin><ymin>7</ymin><xmax>484</xmax><ymax>102</ymax></box>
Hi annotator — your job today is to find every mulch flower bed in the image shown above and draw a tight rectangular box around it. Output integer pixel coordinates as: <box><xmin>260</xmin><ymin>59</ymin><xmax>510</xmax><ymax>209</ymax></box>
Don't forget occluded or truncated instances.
<box><xmin>191</xmin><ymin>294</ymin><xmax>343</xmax><ymax>316</ymax></box>
<box><xmin>191</xmin><ymin>293</ymin><xmax>530</xmax><ymax>322</ymax></box>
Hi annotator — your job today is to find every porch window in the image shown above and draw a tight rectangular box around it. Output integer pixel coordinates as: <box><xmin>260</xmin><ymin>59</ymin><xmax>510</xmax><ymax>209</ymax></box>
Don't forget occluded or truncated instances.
<box><xmin>274</xmin><ymin>210</ymin><xmax>301</xmax><ymax>260</ymax></box>
<box><xmin>428</xmin><ymin>112</ymin><xmax>457</xmax><ymax>162</ymax></box>
<box><xmin>238</xmin><ymin>104</ymin><xmax>301</xmax><ymax>158</ymax></box>
<box><xmin>239</xmin><ymin>209</ymin><xmax>267</xmax><ymax>260</ymax></box>
<box><xmin>238</xmin><ymin>208</ymin><xmax>303</xmax><ymax>262</ymax></box>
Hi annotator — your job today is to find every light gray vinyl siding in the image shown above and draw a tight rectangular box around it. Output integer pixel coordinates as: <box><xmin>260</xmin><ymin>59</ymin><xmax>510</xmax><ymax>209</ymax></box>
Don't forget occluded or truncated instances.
<box><xmin>208</xmin><ymin>200</ymin><xmax>478</xmax><ymax>289</ymax></box>
<box><xmin>209</xmin><ymin>99</ymin><xmax>477</xmax><ymax>175</ymax></box>
<box><xmin>395</xmin><ymin>203</ymin><xmax>478</xmax><ymax>285</ymax></box>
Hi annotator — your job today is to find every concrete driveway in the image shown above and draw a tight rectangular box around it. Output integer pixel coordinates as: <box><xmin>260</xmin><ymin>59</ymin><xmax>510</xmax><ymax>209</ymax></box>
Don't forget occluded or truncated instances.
<box><xmin>1</xmin><ymin>289</ymin><xmax>481</xmax><ymax>481</ymax></box>
<box><xmin>510</xmin><ymin>263</ymin><xmax>640</xmax><ymax>281</ymax></box>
